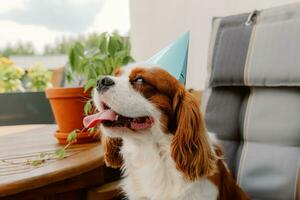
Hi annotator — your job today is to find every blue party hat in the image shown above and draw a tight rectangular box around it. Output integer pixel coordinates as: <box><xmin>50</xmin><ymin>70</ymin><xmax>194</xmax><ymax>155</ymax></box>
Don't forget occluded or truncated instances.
<box><xmin>147</xmin><ymin>32</ymin><xmax>189</xmax><ymax>85</ymax></box>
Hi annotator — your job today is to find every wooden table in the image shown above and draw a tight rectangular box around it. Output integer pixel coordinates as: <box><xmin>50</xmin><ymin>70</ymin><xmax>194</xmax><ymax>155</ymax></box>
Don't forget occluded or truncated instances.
<box><xmin>0</xmin><ymin>125</ymin><xmax>120</xmax><ymax>200</ymax></box>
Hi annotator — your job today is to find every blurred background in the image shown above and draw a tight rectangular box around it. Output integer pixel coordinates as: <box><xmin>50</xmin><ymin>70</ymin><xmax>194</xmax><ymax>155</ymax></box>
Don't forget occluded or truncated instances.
<box><xmin>1</xmin><ymin>0</ymin><xmax>300</xmax><ymax>90</ymax></box>
<box><xmin>0</xmin><ymin>0</ymin><xmax>129</xmax><ymax>53</ymax></box>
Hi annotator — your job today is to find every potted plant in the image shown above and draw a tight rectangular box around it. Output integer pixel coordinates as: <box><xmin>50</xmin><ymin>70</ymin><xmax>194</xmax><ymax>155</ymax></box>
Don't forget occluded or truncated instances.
<box><xmin>46</xmin><ymin>32</ymin><xmax>134</xmax><ymax>144</ymax></box>
<box><xmin>0</xmin><ymin>58</ymin><xmax>54</xmax><ymax>125</ymax></box>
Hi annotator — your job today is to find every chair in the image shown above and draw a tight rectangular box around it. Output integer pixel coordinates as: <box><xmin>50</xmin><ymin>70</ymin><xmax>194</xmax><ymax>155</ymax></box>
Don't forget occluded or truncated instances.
<box><xmin>203</xmin><ymin>3</ymin><xmax>300</xmax><ymax>199</ymax></box>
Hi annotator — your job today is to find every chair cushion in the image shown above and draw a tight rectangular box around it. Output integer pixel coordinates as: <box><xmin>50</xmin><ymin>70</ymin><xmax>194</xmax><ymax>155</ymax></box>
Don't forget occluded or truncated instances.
<box><xmin>203</xmin><ymin>3</ymin><xmax>300</xmax><ymax>200</ymax></box>
<box><xmin>208</xmin><ymin>3</ymin><xmax>300</xmax><ymax>87</ymax></box>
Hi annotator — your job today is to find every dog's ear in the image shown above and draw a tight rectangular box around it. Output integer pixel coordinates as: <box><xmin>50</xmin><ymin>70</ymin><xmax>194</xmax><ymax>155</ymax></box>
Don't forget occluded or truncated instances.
<box><xmin>171</xmin><ymin>88</ymin><xmax>217</xmax><ymax>181</ymax></box>
<box><xmin>102</xmin><ymin>135</ymin><xmax>123</xmax><ymax>168</ymax></box>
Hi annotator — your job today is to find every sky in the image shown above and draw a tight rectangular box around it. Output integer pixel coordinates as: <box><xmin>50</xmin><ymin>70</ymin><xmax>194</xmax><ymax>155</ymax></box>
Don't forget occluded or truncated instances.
<box><xmin>0</xmin><ymin>0</ymin><xmax>130</xmax><ymax>52</ymax></box>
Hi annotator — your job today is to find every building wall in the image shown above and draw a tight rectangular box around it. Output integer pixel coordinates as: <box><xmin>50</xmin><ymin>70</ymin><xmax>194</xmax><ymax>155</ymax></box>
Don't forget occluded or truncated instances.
<box><xmin>129</xmin><ymin>0</ymin><xmax>300</xmax><ymax>89</ymax></box>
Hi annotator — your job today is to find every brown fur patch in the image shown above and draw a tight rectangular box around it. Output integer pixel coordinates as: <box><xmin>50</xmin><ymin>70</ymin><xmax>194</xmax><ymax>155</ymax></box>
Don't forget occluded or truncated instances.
<box><xmin>208</xmin><ymin>159</ymin><xmax>250</xmax><ymax>200</ymax></box>
<box><xmin>206</xmin><ymin>143</ymin><xmax>250</xmax><ymax>199</ymax></box>
<box><xmin>129</xmin><ymin>67</ymin><xmax>178</xmax><ymax>133</ymax></box>
<box><xmin>188</xmin><ymin>89</ymin><xmax>202</xmax><ymax>105</ymax></box>
<box><xmin>113</xmin><ymin>67</ymin><xmax>123</xmax><ymax>77</ymax></box>
<box><xmin>102</xmin><ymin>135</ymin><xmax>123</xmax><ymax>168</ymax></box>
<box><xmin>171</xmin><ymin>90</ymin><xmax>218</xmax><ymax>180</ymax></box>
<box><xmin>129</xmin><ymin>67</ymin><xmax>218</xmax><ymax>180</ymax></box>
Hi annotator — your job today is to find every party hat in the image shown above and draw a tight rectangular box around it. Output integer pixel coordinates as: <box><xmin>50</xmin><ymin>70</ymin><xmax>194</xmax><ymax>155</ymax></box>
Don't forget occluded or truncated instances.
<box><xmin>146</xmin><ymin>32</ymin><xmax>189</xmax><ymax>84</ymax></box>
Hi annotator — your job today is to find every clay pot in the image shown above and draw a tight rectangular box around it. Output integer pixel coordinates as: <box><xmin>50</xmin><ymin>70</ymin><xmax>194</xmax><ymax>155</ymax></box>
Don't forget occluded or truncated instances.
<box><xmin>45</xmin><ymin>87</ymin><xmax>99</xmax><ymax>144</ymax></box>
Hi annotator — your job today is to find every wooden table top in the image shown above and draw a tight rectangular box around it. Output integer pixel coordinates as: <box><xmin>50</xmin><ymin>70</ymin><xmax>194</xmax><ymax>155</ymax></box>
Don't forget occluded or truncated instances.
<box><xmin>0</xmin><ymin>124</ymin><xmax>104</xmax><ymax>197</ymax></box>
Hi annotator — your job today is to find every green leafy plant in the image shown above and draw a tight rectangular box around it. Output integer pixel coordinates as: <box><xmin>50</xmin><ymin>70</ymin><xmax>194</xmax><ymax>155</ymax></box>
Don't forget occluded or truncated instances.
<box><xmin>25</xmin><ymin>63</ymin><xmax>53</xmax><ymax>91</ymax></box>
<box><xmin>66</xmin><ymin>32</ymin><xmax>134</xmax><ymax>143</ymax></box>
<box><xmin>0</xmin><ymin>57</ymin><xmax>53</xmax><ymax>93</ymax></box>
<box><xmin>68</xmin><ymin>32</ymin><xmax>134</xmax><ymax>92</ymax></box>
<box><xmin>0</xmin><ymin>57</ymin><xmax>25</xmax><ymax>93</ymax></box>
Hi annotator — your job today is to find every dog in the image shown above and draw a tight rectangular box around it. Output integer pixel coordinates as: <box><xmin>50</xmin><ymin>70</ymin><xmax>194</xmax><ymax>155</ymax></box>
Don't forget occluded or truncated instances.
<box><xmin>83</xmin><ymin>64</ymin><xmax>250</xmax><ymax>200</ymax></box>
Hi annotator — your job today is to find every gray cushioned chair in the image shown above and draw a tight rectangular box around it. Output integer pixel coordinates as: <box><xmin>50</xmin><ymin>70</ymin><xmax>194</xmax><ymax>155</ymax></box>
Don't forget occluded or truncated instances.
<box><xmin>202</xmin><ymin>3</ymin><xmax>300</xmax><ymax>200</ymax></box>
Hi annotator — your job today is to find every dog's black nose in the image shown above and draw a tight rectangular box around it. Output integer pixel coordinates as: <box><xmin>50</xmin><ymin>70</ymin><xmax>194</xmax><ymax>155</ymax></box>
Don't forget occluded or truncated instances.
<box><xmin>96</xmin><ymin>77</ymin><xmax>115</xmax><ymax>92</ymax></box>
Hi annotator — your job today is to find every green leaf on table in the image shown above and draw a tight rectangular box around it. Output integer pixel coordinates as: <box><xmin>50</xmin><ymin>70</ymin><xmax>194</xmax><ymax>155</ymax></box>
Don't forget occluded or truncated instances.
<box><xmin>67</xmin><ymin>129</ymin><xmax>79</xmax><ymax>143</ymax></box>
<box><xmin>55</xmin><ymin>148</ymin><xmax>65</xmax><ymax>160</ymax></box>
<box><xmin>39</xmin><ymin>152</ymin><xmax>46</xmax><ymax>158</ymax></box>
<box><xmin>31</xmin><ymin>159</ymin><xmax>44</xmax><ymax>166</ymax></box>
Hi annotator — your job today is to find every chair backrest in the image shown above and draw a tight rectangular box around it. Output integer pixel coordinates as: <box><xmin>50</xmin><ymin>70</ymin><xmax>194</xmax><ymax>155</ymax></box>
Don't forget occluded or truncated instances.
<box><xmin>202</xmin><ymin>3</ymin><xmax>300</xmax><ymax>200</ymax></box>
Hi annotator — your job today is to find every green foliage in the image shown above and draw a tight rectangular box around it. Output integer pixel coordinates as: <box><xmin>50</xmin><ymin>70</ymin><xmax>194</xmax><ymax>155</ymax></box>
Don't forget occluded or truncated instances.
<box><xmin>87</xmin><ymin>127</ymin><xmax>96</xmax><ymax>135</ymax></box>
<box><xmin>65</xmin><ymin>33</ymin><xmax>135</xmax><ymax>144</ymax></box>
<box><xmin>68</xmin><ymin>32</ymin><xmax>134</xmax><ymax>91</ymax></box>
<box><xmin>24</xmin><ymin>127</ymin><xmax>98</xmax><ymax>166</ymax></box>
<box><xmin>67</xmin><ymin>129</ymin><xmax>79</xmax><ymax>143</ymax></box>
<box><xmin>0</xmin><ymin>57</ymin><xmax>25</xmax><ymax>93</ymax></box>
<box><xmin>25</xmin><ymin>63</ymin><xmax>53</xmax><ymax>91</ymax></box>
<box><xmin>0</xmin><ymin>42</ymin><xmax>35</xmax><ymax>57</ymax></box>
<box><xmin>31</xmin><ymin>159</ymin><xmax>45</xmax><ymax>166</ymax></box>
<box><xmin>44</xmin><ymin>33</ymin><xmax>102</xmax><ymax>55</ymax></box>
<box><xmin>39</xmin><ymin>152</ymin><xmax>47</xmax><ymax>158</ymax></box>
<box><xmin>0</xmin><ymin>33</ymin><xmax>110</xmax><ymax>57</ymax></box>
<box><xmin>0</xmin><ymin>57</ymin><xmax>53</xmax><ymax>93</ymax></box>
<box><xmin>55</xmin><ymin>148</ymin><xmax>65</xmax><ymax>160</ymax></box>
<box><xmin>26</xmin><ymin>152</ymin><xmax>52</xmax><ymax>166</ymax></box>
<box><xmin>84</xmin><ymin>100</ymin><xmax>93</xmax><ymax>115</ymax></box>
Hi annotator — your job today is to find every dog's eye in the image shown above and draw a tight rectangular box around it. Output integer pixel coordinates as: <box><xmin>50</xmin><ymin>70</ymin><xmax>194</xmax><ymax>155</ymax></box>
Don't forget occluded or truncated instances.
<box><xmin>134</xmin><ymin>77</ymin><xmax>145</xmax><ymax>84</ymax></box>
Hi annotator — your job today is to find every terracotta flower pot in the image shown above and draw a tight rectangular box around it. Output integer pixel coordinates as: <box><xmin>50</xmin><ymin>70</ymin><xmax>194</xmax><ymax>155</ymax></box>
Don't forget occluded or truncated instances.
<box><xmin>45</xmin><ymin>87</ymin><xmax>99</xmax><ymax>144</ymax></box>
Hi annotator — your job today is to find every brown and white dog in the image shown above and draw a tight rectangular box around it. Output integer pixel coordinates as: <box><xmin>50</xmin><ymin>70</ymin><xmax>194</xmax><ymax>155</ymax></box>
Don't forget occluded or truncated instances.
<box><xmin>83</xmin><ymin>64</ymin><xmax>250</xmax><ymax>200</ymax></box>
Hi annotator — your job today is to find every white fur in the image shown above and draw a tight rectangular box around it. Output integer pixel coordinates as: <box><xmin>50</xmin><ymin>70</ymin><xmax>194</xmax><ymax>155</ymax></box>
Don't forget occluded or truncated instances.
<box><xmin>118</xmin><ymin>126</ymin><xmax>219</xmax><ymax>200</ymax></box>
<box><xmin>93</xmin><ymin>65</ymin><xmax>219</xmax><ymax>200</ymax></box>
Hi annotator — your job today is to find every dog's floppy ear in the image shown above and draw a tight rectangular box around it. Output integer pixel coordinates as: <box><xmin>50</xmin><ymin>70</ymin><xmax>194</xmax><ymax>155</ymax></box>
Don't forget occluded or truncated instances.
<box><xmin>102</xmin><ymin>135</ymin><xmax>123</xmax><ymax>168</ymax></box>
<box><xmin>171</xmin><ymin>88</ymin><xmax>217</xmax><ymax>181</ymax></box>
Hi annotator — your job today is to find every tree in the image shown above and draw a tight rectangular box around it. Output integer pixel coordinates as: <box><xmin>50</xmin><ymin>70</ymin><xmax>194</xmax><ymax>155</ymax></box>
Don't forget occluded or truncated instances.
<box><xmin>0</xmin><ymin>32</ymin><xmax>129</xmax><ymax>57</ymax></box>
<box><xmin>43</xmin><ymin>33</ymin><xmax>110</xmax><ymax>55</ymax></box>
<box><xmin>0</xmin><ymin>42</ymin><xmax>35</xmax><ymax>57</ymax></box>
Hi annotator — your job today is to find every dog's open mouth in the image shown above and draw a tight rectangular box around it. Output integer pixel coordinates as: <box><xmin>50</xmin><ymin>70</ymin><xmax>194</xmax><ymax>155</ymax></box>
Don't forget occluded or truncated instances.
<box><xmin>83</xmin><ymin>102</ymin><xmax>154</xmax><ymax>130</ymax></box>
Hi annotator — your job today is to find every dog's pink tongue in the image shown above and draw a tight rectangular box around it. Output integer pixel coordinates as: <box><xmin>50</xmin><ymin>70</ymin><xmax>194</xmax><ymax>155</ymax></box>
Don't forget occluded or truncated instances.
<box><xmin>83</xmin><ymin>110</ymin><xmax>117</xmax><ymax>128</ymax></box>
